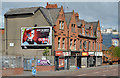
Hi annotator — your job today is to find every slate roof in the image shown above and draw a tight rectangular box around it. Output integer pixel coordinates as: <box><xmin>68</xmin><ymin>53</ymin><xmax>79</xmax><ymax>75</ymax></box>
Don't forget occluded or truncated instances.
<box><xmin>4</xmin><ymin>7</ymin><xmax>40</xmax><ymax>15</ymax></box>
<box><xmin>5</xmin><ymin>7</ymin><xmax>61</xmax><ymax>26</ymax></box>
<box><xmin>64</xmin><ymin>12</ymin><xmax>73</xmax><ymax>28</ymax></box>
<box><xmin>102</xmin><ymin>44</ymin><xmax>108</xmax><ymax>51</ymax></box>
<box><xmin>89</xmin><ymin>22</ymin><xmax>98</xmax><ymax>33</ymax></box>
<box><xmin>40</xmin><ymin>8</ymin><xmax>61</xmax><ymax>26</ymax></box>
<box><xmin>76</xmin><ymin>17</ymin><xmax>82</xmax><ymax>27</ymax></box>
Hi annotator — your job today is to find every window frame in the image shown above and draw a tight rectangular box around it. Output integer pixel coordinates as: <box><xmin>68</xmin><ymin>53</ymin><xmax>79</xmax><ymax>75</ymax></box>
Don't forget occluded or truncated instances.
<box><xmin>70</xmin><ymin>39</ymin><xmax>72</xmax><ymax>49</ymax></box>
<box><xmin>74</xmin><ymin>40</ymin><xmax>76</xmax><ymax>50</ymax></box>
<box><xmin>58</xmin><ymin>37</ymin><xmax>61</xmax><ymax>49</ymax></box>
<box><xmin>62</xmin><ymin>21</ymin><xmax>64</xmax><ymax>29</ymax></box>
<box><xmin>62</xmin><ymin>38</ymin><xmax>65</xmax><ymax>49</ymax></box>
<box><xmin>59</xmin><ymin>21</ymin><xmax>62</xmax><ymax>29</ymax></box>
<box><xmin>82</xmin><ymin>27</ymin><xmax>84</xmax><ymax>35</ymax></box>
<box><xmin>80</xmin><ymin>40</ymin><xmax>82</xmax><ymax>49</ymax></box>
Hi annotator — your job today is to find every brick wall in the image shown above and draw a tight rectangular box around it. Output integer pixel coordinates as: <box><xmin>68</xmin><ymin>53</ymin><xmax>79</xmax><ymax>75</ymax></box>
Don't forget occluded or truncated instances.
<box><xmin>36</xmin><ymin>66</ymin><xmax>55</xmax><ymax>71</ymax></box>
<box><xmin>2</xmin><ymin>68</ymin><xmax>24</xmax><ymax>76</ymax></box>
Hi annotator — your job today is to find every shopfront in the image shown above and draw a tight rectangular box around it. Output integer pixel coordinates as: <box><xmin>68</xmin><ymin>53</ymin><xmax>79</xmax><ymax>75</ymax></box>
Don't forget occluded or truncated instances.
<box><xmin>87</xmin><ymin>52</ymin><xmax>96</xmax><ymax>67</ymax></box>
<box><xmin>69</xmin><ymin>51</ymin><xmax>81</xmax><ymax>69</ymax></box>
<box><xmin>55</xmin><ymin>51</ymin><xmax>71</xmax><ymax>70</ymax></box>
<box><xmin>81</xmin><ymin>52</ymin><xmax>88</xmax><ymax>68</ymax></box>
<box><xmin>95</xmin><ymin>52</ymin><xmax>103</xmax><ymax>66</ymax></box>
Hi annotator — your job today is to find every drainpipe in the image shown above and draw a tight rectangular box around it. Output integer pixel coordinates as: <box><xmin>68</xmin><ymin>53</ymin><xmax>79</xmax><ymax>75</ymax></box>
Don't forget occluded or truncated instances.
<box><xmin>5</xmin><ymin>15</ymin><xmax>8</xmax><ymax>55</ymax></box>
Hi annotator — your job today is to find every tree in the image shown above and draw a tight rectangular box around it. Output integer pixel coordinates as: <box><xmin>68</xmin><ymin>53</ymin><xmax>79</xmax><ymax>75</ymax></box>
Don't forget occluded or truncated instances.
<box><xmin>108</xmin><ymin>46</ymin><xmax>120</xmax><ymax>58</ymax></box>
<box><xmin>43</xmin><ymin>47</ymin><xmax>50</xmax><ymax>56</ymax></box>
<box><xmin>113</xmin><ymin>47</ymin><xmax>120</xmax><ymax>58</ymax></box>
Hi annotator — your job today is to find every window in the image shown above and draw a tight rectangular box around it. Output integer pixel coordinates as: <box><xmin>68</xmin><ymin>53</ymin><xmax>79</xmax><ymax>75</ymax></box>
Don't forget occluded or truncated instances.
<box><xmin>96</xmin><ymin>42</ymin><xmax>98</xmax><ymax>51</ymax></box>
<box><xmin>83</xmin><ymin>41</ymin><xmax>87</xmax><ymax>49</ymax></box>
<box><xmin>62</xmin><ymin>21</ymin><xmax>64</xmax><ymax>29</ymax></box>
<box><xmin>71</xmin><ymin>24</ymin><xmax>73</xmax><ymax>32</ymax></box>
<box><xmin>93</xmin><ymin>42</ymin><xmax>94</xmax><ymax>50</ymax></box>
<box><xmin>99</xmin><ymin>43</ymin><xmax>100</xmax><ymax>51</ymax></box>
<box><xmin>70</xmin><ymin>39</ymin><xmax>72</xmax><ymax>49</ymax></box>
<box><xmin>82</xmin><ymin>28</ymin><xmax>84</xmax><ymax>35</ymax></box>
<box><xmin>91</xmin><ymin>30</ymin><xmax>92</xmax><ymax>36</ymax></box>
<box><xmin>59</xmin><ymin>21</ymin><xmax>62</xmax><ymax>29</ymax></box>
<box><xmin>88</xmin><ymin>41</ymin><xmax>90</xmax><ymax>51</ymax></box>
<box><xmin>62</xmin><ymin>38</ymin><xmax>65</xmax><ymax>49</ymax></box>
<box><xmin>80</xmin><ymin>40</ymin><xmax>82</xmax><ymax>49</ymax></box>
<box><xmin>58</xmin><ymin>37</ymin><xmax>60</xmax><ymax>49</ymax></box>
<box><xmin>74</xmin><ymin>24</ymin><xmax>75</xmax><ymax>32</ymax></box>
<box><xmin>74</xmin><ymin>40</ymin><xmax>76</xmax><ymax>50</ymax></box>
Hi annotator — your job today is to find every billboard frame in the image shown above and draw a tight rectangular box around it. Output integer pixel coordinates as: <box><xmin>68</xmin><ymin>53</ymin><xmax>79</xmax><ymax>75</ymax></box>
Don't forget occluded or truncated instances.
<box><xmin>21</xmin><ymin>26</ymin><xmax>52</xmax><ymax>47</ymax></box>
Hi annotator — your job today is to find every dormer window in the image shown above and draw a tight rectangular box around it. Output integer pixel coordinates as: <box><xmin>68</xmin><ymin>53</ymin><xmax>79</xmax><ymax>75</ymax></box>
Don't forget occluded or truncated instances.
<box><xmin>71</xmin><ymin>24</ymin><xmax>73</xmax><ymax>32</ymax></box>
<box><xmin>62</xmin><ymin>21</ymin><xmax>64</xmax><ymax>29</ymax></box>
<box><xmin>71</xmin><ymin>24</ymin><xmax>75</xmax><ymax>32</ymax></box>
<box><xmin>82</xmin><ymin>27</ymin><xmax>84</xmax><ymax>35</ymax></box>
<box><xmin>59</xmin><ymin>21</ymin><xmax>62</xmax><ymax>29</ymax></box>
<box><xmin>74</xmin><ymin>24</ymin><xmax>75</xmax><ymax>32</ymax></box>
<box><xmin>91</xmin><ymin>30</ymin><xmax>92</xmax><ymax>36</ymax></box>
<box><xmin>59</xmin><ymin>21</ymin><xmax>64</xmax><ymax>30</ymax></box>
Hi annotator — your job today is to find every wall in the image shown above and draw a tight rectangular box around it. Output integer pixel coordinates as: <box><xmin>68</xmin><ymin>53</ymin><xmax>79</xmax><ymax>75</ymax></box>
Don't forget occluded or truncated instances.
<box><xmin>2</xmin><ymin>68</ymin><xmax>24</xmax><ymax>76</ymax></box>
<box><xmin>4</xmin><ymin>10</ymin><xmax>51</xmax><ymax>56</ymax></box>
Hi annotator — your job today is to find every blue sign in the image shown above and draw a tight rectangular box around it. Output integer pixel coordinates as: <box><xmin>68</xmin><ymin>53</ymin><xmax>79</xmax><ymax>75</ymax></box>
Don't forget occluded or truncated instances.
<box><xmin>32</xmin><ymin>68</ymin><xmax>36</xmax><ymax>75</ymax></box>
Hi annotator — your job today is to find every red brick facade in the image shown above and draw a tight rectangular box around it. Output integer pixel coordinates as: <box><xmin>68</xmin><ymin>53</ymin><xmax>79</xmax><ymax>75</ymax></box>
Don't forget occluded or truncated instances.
<box><xmin>54</xmin><ymin>6</ymin><xmax>68</xmax><ymax>51</ymax></box>
<box><xmin>52</xmin><ymin>5</ymin><xmax>102</xmax><ymax>52</ymax></box>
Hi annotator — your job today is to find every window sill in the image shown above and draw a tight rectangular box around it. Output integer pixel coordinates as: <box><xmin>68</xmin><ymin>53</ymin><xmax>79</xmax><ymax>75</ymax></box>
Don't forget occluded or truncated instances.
<box><xmin>58</xmin><ymin>48</ymin><xmax>61</xmax><ymax>49</ymax></box>
<box><xmin>59</xmin><ymin>29</ymin><xmax>64</xmax><ymax>30</ymax></box>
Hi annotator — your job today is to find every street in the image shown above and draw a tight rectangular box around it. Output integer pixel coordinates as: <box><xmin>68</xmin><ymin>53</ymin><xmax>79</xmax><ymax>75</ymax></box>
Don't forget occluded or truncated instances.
<box><xmin>16</xmin><ymin>64</ymin><xmax>119</xmax><ymax>76</ymax></box>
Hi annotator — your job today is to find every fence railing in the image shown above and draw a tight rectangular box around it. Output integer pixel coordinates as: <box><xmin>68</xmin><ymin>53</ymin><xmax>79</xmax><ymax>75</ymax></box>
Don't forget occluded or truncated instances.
<box><xmin>1</xmin><ymin>56</ymin><xmax>54</xmax><ymax>70</ymax></box>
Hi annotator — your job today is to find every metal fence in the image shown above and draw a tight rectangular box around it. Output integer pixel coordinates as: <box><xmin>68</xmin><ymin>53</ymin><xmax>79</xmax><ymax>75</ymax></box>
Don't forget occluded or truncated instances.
<box><xmin>23</xmin><ymin>56</ymin><xmax>54</xmax><ymax>70</ymax></box>
<box><xmin>1</xmin><ymin>56</ymin><xmax>23</xmax><ymax>69</ymax></box>
<box><xmin>1</xmin><ymin>56</ymin><xmax>54</xmax><ymax>70</ymax></box>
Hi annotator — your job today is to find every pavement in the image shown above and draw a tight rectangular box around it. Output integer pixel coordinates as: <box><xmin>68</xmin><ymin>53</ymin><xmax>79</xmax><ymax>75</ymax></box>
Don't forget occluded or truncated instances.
<box><xmin>15</xmin><ymin>64</ymin><xmax>119</xmax><ymax>76</ymax></box>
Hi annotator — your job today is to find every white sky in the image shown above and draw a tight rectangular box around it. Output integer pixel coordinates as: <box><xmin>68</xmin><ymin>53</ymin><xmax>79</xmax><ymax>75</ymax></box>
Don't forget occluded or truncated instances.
<box><xmin>1</xmin><ymin>1</ymin><xmax>119</xmax><ymax>31</ymax></box>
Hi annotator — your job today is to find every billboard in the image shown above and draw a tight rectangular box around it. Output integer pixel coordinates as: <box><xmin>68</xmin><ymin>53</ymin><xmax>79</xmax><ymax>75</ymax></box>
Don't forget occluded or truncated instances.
<box><xmin>21</xmin><ymin>27</ymin><xmax>52</xmax><ymax>46</ymax></box>
<box><xmin>59</xmin><ymin>58</ymin><xmax>64</xmax><ymax>68</ymax></box>
<box><xmin>112</xmin><ymin>38</ymin><xmax>119</xmax><ymax>46</ymax></box>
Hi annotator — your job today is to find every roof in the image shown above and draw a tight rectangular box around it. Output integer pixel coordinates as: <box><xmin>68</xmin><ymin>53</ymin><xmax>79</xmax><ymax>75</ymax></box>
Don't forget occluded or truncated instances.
<box><xmin>5</xmin><ymin>7</ymin><xmax>61</xmax><ymax>26</ymax></box>
<box><xmin>4</xmin><ymin>7</ymin><xmax>40</xmax><ymax>16</ymax></box>
<box><xmin>89</xmin><ymin>22</ymin><xmax>98</xmax><ymax>33</ymax></box>
<box><xmin>102</xmin><ymin>44</ymin><xmax>108</xmax><ymax>51</ymax></box>
<box><xmin>85</xmin><ymin>21</ymin><xmax>91</xmax><ymax>30</ymax></box>
<box><xmin>76</xmin><ymin>17</ymin><xmax>82</xmax><ymax>27</ymax></box>
<box><xmin>64</xmin><ymin>12</ymin><xmax>73</xmax><ymax>28</ymax></box>
<box><xmin>40</xmin><ymin>8</ymin><xmax>61</xmax><ymax>26</ymax></box>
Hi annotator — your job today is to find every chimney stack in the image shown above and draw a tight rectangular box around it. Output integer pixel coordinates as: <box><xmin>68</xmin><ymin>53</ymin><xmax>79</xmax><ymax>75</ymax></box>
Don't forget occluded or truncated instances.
<box><xmin>46</xmin><ymin>2</ymin><xmax>58</xmax><ymax>8</ymax></box>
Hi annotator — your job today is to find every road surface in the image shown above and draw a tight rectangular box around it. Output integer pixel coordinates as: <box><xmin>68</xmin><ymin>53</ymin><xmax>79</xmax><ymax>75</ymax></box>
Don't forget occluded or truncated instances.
<box><xmin>16</xmin><ymin>64</ymin><xmax>119</xmax><ymax>76</ymax></box>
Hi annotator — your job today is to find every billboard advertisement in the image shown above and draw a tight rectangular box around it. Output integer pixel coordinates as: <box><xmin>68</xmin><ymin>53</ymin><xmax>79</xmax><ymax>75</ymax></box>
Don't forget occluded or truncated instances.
<box><xmin>59</xmin><ymin>58</ymin><xmax>64</xmax><ymax>68</ymax></box>
<box><xmin>21</xmin><ymin>27</ymin><xmax>52</xmax><ymax>46</ymax></box>
<box><xmin>112</xmin><ymin>38</ymin><xmax>119</xmax><ymax>46</ymax></box>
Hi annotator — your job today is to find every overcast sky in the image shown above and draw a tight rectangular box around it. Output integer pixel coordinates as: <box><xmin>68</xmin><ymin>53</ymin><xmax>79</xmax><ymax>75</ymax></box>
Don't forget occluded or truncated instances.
<box><xmin>1</xmin><ymin>2</ymin><xmax>118</xmax><ymax>31</ymax></box>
